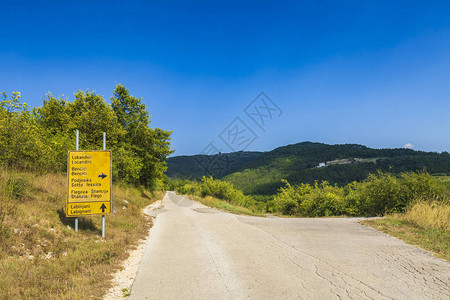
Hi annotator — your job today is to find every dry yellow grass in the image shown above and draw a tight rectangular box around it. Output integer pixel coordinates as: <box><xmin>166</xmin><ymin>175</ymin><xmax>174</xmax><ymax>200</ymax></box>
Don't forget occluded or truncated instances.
<box><xmin>0</xmin><ymin>169</ymin><xmax>163</xmax><ymax>299</ymax></box>
<box><xmin>362</xmin><ymin>200</ymin><xmax>450</xmax><ymax>261</ymax></box>
<box><xmin>405</xmin><ymin>201</ymin><xmax>450</xmax><ymax>231</ymax></box>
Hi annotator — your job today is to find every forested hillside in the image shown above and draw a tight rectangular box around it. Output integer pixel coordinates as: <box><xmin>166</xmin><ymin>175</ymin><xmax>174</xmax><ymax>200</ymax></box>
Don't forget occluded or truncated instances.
<box><xmin>166</xmin><ymin>151</ymin><xmax>262</xmax><ymax>179</ymax></box>
<box><xmin>167</xmin><ymin>142</ymin><xmax>450</xmax><ymax>195</ymax></box>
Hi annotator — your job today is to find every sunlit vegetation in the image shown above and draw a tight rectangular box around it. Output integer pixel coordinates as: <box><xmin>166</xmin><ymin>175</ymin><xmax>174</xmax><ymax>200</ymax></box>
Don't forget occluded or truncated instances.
<box><xmin>362</xmin><ymin>200</ymin><xmax>450</xmax><ymax>260</ymax></box>
<box><xmin>0</xmin><ymin>169</ymin><xmax>163</xmax><ymax>299</ymax></box>
<box><xmin>172</xmin><ymin>171</ymin><xmax>449</xmax><ymax>259</ymax></box>
<box><xmin>362</xmin><ymin>176</ymin><xmax>449</xmax><ymax>260</ymax></box>
<box><xmin>1</xmin><ymin>85</ymin><xmax>173</xmax><ymax>189</ymax></box>
<box><xmin>167</xmin><ymin>176</ymin><xmax>263</xmax><ymax>213</ymax></box>
<box><xmin>167</xmin><ymin>142</ymin><xmax>450</xmax><ymax>195</ymax></box>
<box><xmin>0</xmin><ymin>86</ymin><xmax>172</xmax><ymax>298</ymax></box>
<box><xmin>172</xmin><ymin>171</ymin><xmax>449</xmax><ymax>218</ymax></box>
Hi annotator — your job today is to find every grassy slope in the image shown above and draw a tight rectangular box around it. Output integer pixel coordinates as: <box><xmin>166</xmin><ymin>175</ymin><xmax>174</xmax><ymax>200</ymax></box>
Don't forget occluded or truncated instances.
<box><xmin>0</xmin><ymin>170</ymin><xmax>162</xmax><ymax>299</ymax></box>
<box><xmin>362</xmin><ymin>215</ymin><xmax>449</xmax><ymax>261</ymax></box>
<box><xmin>363</xmin><ymin>177</ymin><xmax>449</xmax><ymax>261</ymax></box>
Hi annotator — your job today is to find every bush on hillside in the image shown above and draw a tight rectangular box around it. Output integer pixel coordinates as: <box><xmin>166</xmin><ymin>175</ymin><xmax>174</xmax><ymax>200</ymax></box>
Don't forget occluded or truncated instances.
<box><xmin>346</xmin><ymin>171</ymin><xmax>447</xmax><ymax>216</ymax></box>
<box><xmin>269</xmin><ymin>171</ymin><xmax>448</xmax><ymax>217</ymax></box>
<box><xmin>169</xmin><ymin>177</ymin><xmax>258</xmax><ymax>209</ymax></box>
<box><xmin>268</xmin><ymin>180</ymin><xmax>346</xmax><ymax>216</ymax></box>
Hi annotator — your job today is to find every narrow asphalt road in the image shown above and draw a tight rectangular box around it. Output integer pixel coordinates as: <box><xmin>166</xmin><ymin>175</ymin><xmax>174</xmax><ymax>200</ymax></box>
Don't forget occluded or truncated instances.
<box><xmin>129</xmin><ymin>192</ymin><xmax>449</xmax><ymax>299</ymax></box>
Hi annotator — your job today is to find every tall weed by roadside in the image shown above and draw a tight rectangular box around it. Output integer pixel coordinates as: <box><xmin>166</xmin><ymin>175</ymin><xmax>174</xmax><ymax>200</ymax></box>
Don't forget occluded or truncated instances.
<box><xmin>0</xmin><ymin>171</ymin><xmax>30</xmax><ymax>239</ymax></box>
<box><xmin>404</xmin><ymin>200</ymin><xmax>450</xmax><ymax>231</ymax></box>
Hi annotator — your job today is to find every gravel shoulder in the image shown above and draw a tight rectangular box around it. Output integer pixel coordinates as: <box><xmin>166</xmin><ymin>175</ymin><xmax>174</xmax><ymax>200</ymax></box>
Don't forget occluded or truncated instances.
<box><xmin>103</xmin><ymin>199</ymin><xmax>164</xmax><ymax>300</ymax></box>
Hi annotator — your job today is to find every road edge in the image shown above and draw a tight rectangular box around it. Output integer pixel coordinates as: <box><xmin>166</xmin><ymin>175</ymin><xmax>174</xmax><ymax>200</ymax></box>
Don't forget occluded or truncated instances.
<box><xmin>103</xmin><ymin>196</ymin><xmax>165</xmax><ymax>299</ymax></box>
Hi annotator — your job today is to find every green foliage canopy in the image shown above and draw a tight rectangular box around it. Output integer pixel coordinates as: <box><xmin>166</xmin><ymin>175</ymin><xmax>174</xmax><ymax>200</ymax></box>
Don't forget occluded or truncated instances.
<box><xmin>1</xmin><ymin>85</ymin><xmax>173</xmax><ymax>189</ymax></box>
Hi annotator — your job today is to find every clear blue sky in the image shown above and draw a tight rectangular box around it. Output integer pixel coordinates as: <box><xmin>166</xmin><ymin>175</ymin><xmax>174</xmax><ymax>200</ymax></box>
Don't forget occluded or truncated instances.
<box><xmin>1</xmin><ymin>0</ymin><xmax>449</xmax><ymax>155</ymax></box>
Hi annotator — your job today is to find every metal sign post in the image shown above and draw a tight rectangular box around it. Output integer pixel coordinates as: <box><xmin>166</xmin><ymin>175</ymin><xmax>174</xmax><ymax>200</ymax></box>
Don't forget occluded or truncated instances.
<box><xmin>75</xmin><ymin>130</ymin><xmax>79</xmax><ymax>232</ymax></box>
<box><xmin>102</xmin><ymin>132</ymin><xmax>106</xmax><ymax>239</ymax></box>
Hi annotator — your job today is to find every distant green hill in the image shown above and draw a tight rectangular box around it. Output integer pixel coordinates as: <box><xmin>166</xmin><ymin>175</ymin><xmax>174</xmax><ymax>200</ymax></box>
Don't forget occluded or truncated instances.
<box><xmin>166</xmin><ymin>142</ymin><xmax>450</xmax><ymax>196</ymax></box>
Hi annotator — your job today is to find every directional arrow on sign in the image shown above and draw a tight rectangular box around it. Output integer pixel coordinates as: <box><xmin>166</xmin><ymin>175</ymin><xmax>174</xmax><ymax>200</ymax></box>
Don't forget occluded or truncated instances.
<box><xmin>98</xmin><ymin>173</ymin><xmax>107</xmax><ymax>179</ymax></box>
<box><xmin>100</xmin><ymin>203</ymin><xmax>107</xmax><ymax>213</ymax></box>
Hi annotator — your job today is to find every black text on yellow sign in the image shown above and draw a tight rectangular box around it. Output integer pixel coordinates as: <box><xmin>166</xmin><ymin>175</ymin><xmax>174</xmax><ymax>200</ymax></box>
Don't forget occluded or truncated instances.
<box><xmin>68</xmin><ymin>202</ymin><xmax>111</xmax><ymax>216</ymax></box>
<box><xmin>67</xmin><ymin>150</ymin><xmax>112</xmax><ymax>217</ymax></box>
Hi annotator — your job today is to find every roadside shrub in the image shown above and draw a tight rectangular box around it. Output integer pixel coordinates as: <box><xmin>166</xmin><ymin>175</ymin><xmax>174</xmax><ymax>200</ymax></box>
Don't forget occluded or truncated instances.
<box><xmin>301</xmin><ymin>182</ymin><xmax>345</xmax><ymax>216</ymax></box>
<box><xmin>0</xmin><ymin>92</ymin><xmax>55</xmax><ymax>172</ymax></box>
<box><xmin>400</xmin><ymin>171</ymin><xmax>446</xmax><ymax>201</ymax></box>
<box><xmin>347</xmin><ymin>172</ymin><xmax>406</xmax><ymax>215</ymax></box>
<box><xmin>112</xmin><ymin>146</ymin><xmax>143</xmax><ymax>185</ymax></box>
<box><xmin>270</xmin><ymin>171</ymin><xmax>448</xmax><ymax>217</ymax></box>
<box><xmin>178</xmin><ymin>181</ymin><xmax>202</xmax><ymax>196</ymax></box>
<box><xmin>200</xmin><ymin>176</ymin><xmax>255</xmax><ymax>208</ymax></box>
<box><xmin>269</xmin><ymin>180</ymin><xmax>345</xmax><ymax>216</ymax></box>
<box><xmin>172</xmin><ymin>171</ymin><xmax>447</xmax><ymax>218</ymax></box>
<box><xmin>172</xmin><ymin>177</ymin><xmax>257</xmax><ymax>209</ymax></box>
<box><xmin>269</xmin><ymin>180</ymin><xmax>307</xmax><ymax>215</ymax></box>
<box><xmin>349</xmin><ymin>171</ymin><xmax>447</xmax><ymax>216</ymax></box>
<box><xmin>170</xmin><ymin>178</ymin><xmax>202</xmax><ymax>196</ymax></box>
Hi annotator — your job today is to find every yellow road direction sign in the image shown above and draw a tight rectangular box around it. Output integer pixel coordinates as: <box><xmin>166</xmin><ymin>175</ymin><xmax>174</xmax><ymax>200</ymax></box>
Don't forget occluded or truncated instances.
<box><xmin>67</xmin><ymin>150</ymin><xmax>112</xmax><ymax>217</ymax></box>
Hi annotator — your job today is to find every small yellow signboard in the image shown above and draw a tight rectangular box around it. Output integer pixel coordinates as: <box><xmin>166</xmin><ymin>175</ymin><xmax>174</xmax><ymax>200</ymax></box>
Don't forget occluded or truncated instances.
<box><xmin>67</xmin><ymin>150</ymin><xmax>112</xmax><ymax>217</ymax></box>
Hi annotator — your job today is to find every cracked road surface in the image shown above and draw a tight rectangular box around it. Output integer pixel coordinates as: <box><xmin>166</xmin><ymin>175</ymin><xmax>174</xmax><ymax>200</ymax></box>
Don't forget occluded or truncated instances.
<box><xmin>129</xmin><ymin>192</ymin><xmax>449</xmax><ymax>299</ymax></box>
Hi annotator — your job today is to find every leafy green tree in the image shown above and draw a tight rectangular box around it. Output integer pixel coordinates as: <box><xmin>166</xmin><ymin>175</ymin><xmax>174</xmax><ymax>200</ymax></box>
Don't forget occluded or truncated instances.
<box><xmin>33</xmin><ymin>94</ymin><xmax>75</xmax><ymax>171</ymax></box>
<box><xmin>112</xmin><ymin>145</ymin><xmax>143</xmax><ymax>184</ymax></box>
<box><xmin>0</xmin><ymin>92</ymin><xmax>56</xmax><ymax>171</ymax></box>
<box><xmin>111</xmin><ymin>84</ymin><xmax>173</xmax><ymax>188</ymax></box>
<box><xmin>111</xmin><ymin>84</ymin><xmax>150</xmax><ymax>135</ymax></box>
<box><xmin>33</xmin><ymin>94</ymin><xmax>70</xmax><ymax>135</ymax></box>
<box><xmin>2</xmin><ymin>86</ymin><xmax>173</xmax><ymax>188</ymax></box>
<box><xmin>67</xmin><ymin>90</ymin><xmax>125</xmax><ymax>149</ymax></box>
